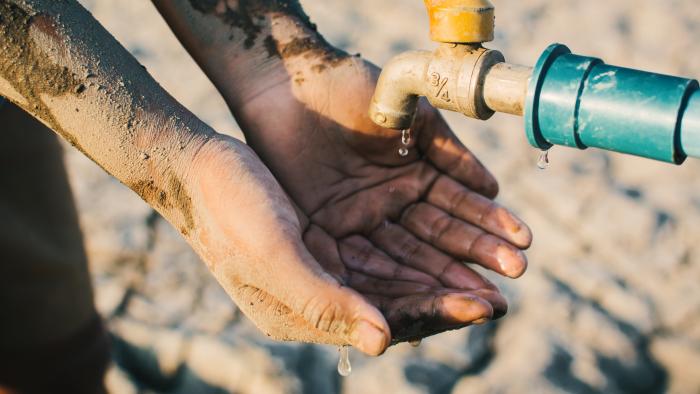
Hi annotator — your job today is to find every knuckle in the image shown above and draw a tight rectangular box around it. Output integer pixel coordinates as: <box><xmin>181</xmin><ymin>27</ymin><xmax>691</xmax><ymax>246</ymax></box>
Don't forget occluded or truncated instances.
<box><xmin>399</xmin><ymin>203</ymin><xmax>419</xmax><ymax>226</ymax></box>
<box><xmin>429</xmin><ymin>213</ymin><xmax>453</xmax><ymax>243</ymax></box>
<box><xmin>399</xmin><ymin>239</ymin><xmax>423</xmax><ymax>265</ymax></box>
<box><xmin>448</xmin><ymin>188</ymin><xmax>468</xmax><ymax>213</ymax></box>
<box><xmin>301</xmin><ymin>297</ymin><xmax>346</xmax><ymax>334</ymax></box>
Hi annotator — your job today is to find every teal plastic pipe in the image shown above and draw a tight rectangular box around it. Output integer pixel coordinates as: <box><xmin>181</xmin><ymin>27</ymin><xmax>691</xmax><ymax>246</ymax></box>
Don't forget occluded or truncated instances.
<box><xmin>525</xmin><ymin>44</ymin><xmax>700</xmax><ymax>164</ymax></box>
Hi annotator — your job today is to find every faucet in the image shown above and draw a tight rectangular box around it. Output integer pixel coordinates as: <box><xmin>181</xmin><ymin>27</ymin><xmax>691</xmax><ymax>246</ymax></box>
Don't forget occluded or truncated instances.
<box><xmin>369</xmin><ymin>0</ymin><xmax>700</xmax><ymax>164</ymax></box>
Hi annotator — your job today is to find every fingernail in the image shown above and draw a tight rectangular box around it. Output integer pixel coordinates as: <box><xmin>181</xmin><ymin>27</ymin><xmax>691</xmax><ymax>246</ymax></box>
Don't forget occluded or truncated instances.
<box><xmin>442</xmin><ymin>294</ymin><xmax>493</xmax><ymax>322</ymax></box>
<box><xmin>496</xmin><ymin>245</ymin><xmax>527</xmax><ymax>278</ymax></box>
<box><xmin>512</xmin><ymin>223</ymin><xmax>533</xmax><ymax>249</ymax></box>
<box><xmin>351</xmin><ymin>320</ymin><xmax>388</xmax><ymax>356</ymax></box>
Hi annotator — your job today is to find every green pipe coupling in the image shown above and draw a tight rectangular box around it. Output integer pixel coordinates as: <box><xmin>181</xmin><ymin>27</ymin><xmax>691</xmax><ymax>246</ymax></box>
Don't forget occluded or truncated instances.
<box><xmin>525</xmin><ymin>44</ymin><xmax>700</xmax><ymax>164</ymax></box>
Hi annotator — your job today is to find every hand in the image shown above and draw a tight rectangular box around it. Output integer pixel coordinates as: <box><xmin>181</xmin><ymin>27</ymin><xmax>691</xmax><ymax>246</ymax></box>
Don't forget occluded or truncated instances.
<box><xmin>185</xmin><ymin>135</ymin><xmax>393</xmax><ymax>356</ymax></box>
<box><xmin>228</xmin><ymin>50</ymin><xmax>532</xmax><ymax>348</ymax></box>
<box><xmin>152</xmin><ymin>1</ymin><xmax>530</xmax><ymax>354</ymax></box>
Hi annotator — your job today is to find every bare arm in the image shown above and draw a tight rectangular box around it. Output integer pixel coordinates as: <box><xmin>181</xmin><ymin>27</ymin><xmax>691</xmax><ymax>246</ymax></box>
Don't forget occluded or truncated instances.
<box><xmin>1</xmin><ymin>0</ymin><xmax>217</xmax><ymax>232</ymax></box>
<box><xmin>0</xmin><ymin>0</ymin><xmax>394</xmax><ymax>355</ymax></box>
<box><xmin>149</xmin><ymin>0</ymin><xmax>339</xmax><ymax>110</ymax></box>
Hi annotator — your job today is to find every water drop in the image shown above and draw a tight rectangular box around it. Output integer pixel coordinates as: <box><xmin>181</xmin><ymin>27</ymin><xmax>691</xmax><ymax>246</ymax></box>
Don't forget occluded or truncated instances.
<box><xmin>537</xmin><ymin>150</ymin><xmax>550</xmax><ymax>170</ymax></box>
<box><xmin>337</xmin><ymin>346</ymin><xmax>352</xmax><ymax>377</ymax></box>
<box><xmin>398</xmin><ymin>129</ymin><xmax>411</xmax><ymax>157</ymax></box>
<box><xmin>401</xmin><ymin>129</ymin><xmax>411</xmax><ymax>145</ymax></box>
<box><xmin>409</xmin><ymin>339</ymin><xmax>422</xmax><ymax>347</ymax></box>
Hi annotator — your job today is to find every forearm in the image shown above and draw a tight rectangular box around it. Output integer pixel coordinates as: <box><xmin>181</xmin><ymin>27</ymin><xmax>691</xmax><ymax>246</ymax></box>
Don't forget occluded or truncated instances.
<box><xmin>150</xmin><ymin>0</ymin><xmax>347</xmax><ymax>108</ymax></box>
<box><xmin>0</xmin><ymin>0</ymin><xmax>232</xmax><ymax>233</ymax></box>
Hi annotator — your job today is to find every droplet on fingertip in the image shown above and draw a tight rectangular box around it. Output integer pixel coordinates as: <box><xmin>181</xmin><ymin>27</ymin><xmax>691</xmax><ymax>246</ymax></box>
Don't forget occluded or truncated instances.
<box><xmin>337</xmin><ymin>345</ymin><xmax>352</xmax><ymax>376</ymax></box>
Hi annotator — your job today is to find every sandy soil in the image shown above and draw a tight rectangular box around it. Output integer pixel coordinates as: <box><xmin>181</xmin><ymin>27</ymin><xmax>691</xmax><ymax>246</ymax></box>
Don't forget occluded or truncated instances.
<box><xmin>68</xmin><ymin>0</ymin><xmax>700</xmax><ymax>393</ymax></box>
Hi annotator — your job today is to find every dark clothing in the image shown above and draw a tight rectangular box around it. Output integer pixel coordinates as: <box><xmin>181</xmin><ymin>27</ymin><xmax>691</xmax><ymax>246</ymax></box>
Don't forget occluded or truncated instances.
<box><xmin>0</xmin><ymin>101</ymin><xmax>109</xmax><ymax>393</ymax></box>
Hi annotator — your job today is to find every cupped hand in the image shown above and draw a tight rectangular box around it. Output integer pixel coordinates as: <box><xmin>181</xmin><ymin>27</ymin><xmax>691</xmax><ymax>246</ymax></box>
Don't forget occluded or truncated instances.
<box><xmin>227</xmin><ymin>54</ymin><xmax>532</xmax><ymax>349</ymax></box>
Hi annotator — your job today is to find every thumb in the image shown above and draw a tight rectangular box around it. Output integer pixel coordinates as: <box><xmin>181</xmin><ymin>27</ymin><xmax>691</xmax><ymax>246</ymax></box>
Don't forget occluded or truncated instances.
<box><xmin>284</xmin><ymin>251</ymin><xmax>392</xmax><ymax>356</ymax></box>
<box><xmin>202</xmin><ymin>210</ymin><xmax>391</xmax><ymax>354</ymax></box>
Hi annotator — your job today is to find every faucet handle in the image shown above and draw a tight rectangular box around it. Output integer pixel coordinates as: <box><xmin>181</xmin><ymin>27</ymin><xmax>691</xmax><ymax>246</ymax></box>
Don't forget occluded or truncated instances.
<box><xmin>423</xmin><ymin>0</ymin><xmax>495</xmax><ymax>44</ymax></box>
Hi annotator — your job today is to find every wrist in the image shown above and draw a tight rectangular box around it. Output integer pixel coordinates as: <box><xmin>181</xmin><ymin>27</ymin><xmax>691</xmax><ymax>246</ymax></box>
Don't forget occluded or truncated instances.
<box><xmin>154</xmin><ymin>1</ymin><xmax>350</xmax><ymax>107</ymax></box>
<box><xmin>216</xmin><ymin>14</ymin><xmax>348</xmax><ymax>107</ymax></box>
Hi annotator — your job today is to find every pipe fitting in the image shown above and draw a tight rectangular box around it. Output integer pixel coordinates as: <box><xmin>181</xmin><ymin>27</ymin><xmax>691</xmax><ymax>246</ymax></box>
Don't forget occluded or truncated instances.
<box><xmin>525</xmin><ymin>44</ymin><xmax>700</xmax><ymax>164</ymax></box>
<box><xmin>424</xmin><ymin>0</ymin><xmax>495</xmax><ymax>44</ymax></box>
<box><xmin>370</xmin><ymin>44</ymin><xmax>529</xmax><ymax>130</ymax></box>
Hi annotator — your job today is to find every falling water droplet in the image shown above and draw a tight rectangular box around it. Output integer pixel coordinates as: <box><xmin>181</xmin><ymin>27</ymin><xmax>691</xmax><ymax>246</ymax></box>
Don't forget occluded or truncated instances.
<box><xmin>337</xmin><ymin>346</ymin><xmax>352</xmax><ymax>377</ymax></box>
<box><xmin>398</xmin><ymin>129</ymin><xmax>411</xmax><ymax>157</ymax></box>
<box><xmin>409</xmin><ymin>339</ymin><xmax>422</xmax><ymax>347</ymax></box>
<box><xmin>537</xmin><ymin>150</ymin><xmax>550</xmax><ymax>170</ymax></box>
<box><xmin>401</xmin><ymin>129</ymin><xmax>411</xmax><ymax>145</ymax></box>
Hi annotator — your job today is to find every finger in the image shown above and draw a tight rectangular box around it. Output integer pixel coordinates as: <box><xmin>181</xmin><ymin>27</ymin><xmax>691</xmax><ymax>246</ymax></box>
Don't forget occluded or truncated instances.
<box><xmin>346</xmin><ymin>270</ymin><xmax>434</xmax><ymax>297</ymax></box>
<box><xmin>466</xmin><ymin>288</ymin><xmax>508</xmax><ymax>319</ymax></box>
<box><xmin>227</xmin><ymin>229</ymin><xmax>391</xmax><ymax>356</ymax></box>
<box><xmin>339</xmin><ymin>235</ymin><xmax>440</xmax><ymax>287</ymax></box>
<box><xmin>370</xmin><ymin>222</ymin><xmax>495</xmax><ymax>290</ymax></box>
<box><xmin>400</xmin><ymin>203</ymin><xmax>528</xmax><ymax>278</ymax></box>
<box><xmin>427</xmin><ymin>176</ymin><xmax>532</xmax><ymax>248</ymax></box>
<box><xmin>415</xmin><ymin>102</ymin><xmax>498</xmax><ymax>198</ymax></box>
<box><xmin>367</xmin><ymin>292</ymin><xmax>494</xmax><ymax>342</ymax></box>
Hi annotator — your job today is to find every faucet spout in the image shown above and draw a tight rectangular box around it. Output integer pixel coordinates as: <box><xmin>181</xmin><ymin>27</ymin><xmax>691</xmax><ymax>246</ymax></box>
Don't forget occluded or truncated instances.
<box><xmin>369</xmin><ymin>50</ymin><xmax>433</xmax><ymax>130</ymax></box>
<box><xmin>369</xmin><ymin>43</ymin><xmax>532</xmax><ymax>130</ymax></box>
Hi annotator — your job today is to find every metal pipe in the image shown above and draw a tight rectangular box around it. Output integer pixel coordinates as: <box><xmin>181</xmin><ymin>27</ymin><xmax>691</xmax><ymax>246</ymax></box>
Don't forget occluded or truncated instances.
<box><xmin>483</xmin><ymin>63</ymin><xmax>532</xmax><ymax>116</ymax></box>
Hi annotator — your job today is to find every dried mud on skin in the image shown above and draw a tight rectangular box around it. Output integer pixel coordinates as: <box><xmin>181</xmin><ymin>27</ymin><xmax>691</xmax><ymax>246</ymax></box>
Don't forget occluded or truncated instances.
<box><xmin>53</xmin><ymin>0</ymin><xmax>700</xmax><ymax>393</ymax></box>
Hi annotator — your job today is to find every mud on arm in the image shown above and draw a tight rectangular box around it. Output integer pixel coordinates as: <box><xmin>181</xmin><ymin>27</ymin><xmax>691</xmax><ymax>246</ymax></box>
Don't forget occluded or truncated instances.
<box><xmin>0</xmin><ymin>0</ymin><xmax>253</xmax><ymax>235</ymax></box>
<box><xmin>150</xmin><ymin>0</ymin><xmax>348</xmax><ymax>110</ymax></box>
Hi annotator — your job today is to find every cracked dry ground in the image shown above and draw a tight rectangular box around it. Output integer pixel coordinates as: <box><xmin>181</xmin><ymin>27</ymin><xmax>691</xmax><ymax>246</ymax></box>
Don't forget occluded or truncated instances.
<box><xmin>66</xmin><ymin>0</ymin><xmax>700</xmax><ymax>393</ymax></box>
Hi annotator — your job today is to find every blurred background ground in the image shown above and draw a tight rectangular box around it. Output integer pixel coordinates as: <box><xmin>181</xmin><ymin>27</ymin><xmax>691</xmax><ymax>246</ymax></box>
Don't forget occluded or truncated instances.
<box><xmin>69</xmin><ymin>0</ymin><xmax>700</xmax><ymax>393</ymax></box>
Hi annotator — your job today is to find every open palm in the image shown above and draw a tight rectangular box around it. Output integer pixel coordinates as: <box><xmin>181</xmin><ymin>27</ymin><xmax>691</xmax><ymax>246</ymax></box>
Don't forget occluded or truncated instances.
<box><xmin>232</xmin><ymin>57</ymin><xmax>531</xmax><ymax>343</ymax></box>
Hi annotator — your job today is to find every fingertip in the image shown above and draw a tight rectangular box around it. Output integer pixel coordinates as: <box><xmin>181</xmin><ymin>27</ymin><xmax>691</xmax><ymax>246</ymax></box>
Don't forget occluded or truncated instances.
<box><xmin>351</xmin><ymin>319</ymin><xmax>391</xmax><ymax>356</ymax></box>
<box><xmin>471</xmin><ymin>288</ymin><xmax>508</xmax><ymax>319</ymax></box>
<box><xmin>494</xmin><ymin>209</ymin><xmax>533</xmax><ymax>249</ymax></box>
<box><xmin>515</xmin><ymin>224</ymin><xmax>534</xmax><ymax>250</ymax></box>
<box><xmin>496</xmin><ymin>244</ymin><xmax>528</xmax><ymax>279</ymax></box>
<box><xmin>481</xmin><ymin>172</ymin><xmax>499</xmax><ymax>199</ymax></box>
<box><xmin>442</xmin><ymin>293</ymin><xmax>494</xmax><ymax>324</ymax></box>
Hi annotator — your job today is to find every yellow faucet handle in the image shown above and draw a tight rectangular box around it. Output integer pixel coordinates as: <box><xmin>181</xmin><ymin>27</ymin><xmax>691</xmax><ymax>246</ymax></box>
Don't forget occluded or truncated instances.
<box><xmin>423</xmin><ymin>0</ymin><xmax>495</xmax><ymax>44</ymax></box>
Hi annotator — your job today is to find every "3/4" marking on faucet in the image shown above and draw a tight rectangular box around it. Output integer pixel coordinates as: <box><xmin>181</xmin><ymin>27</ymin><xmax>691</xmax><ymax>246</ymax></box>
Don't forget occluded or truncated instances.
<box><xmin>430</xmin><ymin>72</ymin><xmax>451</xmax><ymax>103</ymax></box>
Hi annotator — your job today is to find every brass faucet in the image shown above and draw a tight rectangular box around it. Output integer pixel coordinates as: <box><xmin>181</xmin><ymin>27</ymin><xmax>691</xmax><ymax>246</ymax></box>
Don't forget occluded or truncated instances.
<box><xmin>369</xmin><ymin>0</ymin><xmax>532</xmax><ymax>130</ymax></box>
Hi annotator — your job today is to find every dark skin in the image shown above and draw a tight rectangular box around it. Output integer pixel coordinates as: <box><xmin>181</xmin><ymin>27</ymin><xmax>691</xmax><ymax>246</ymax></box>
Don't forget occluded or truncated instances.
<box><xmin>236</xmin><ymin>57</ymin><xmax>532</xmax><ymax>340</ymax></box>
<box><xmin>153</xmin><ymin>0</ymin><xmax>531</xmax><ymax>348</ymax></box>
<box><xmin>0</xmin><ymin>0</ymin><xmax>531</xmax><ymax>359</ymax></box>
